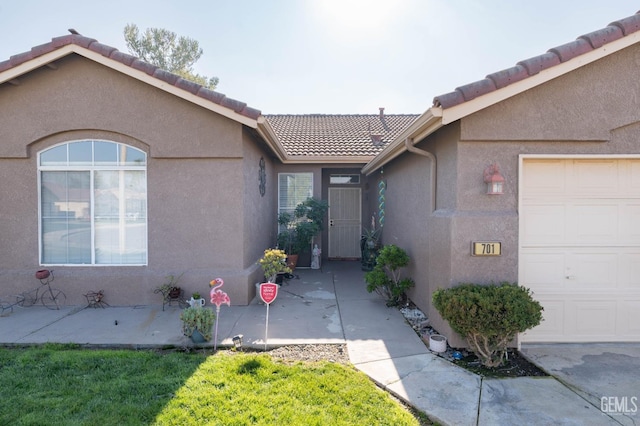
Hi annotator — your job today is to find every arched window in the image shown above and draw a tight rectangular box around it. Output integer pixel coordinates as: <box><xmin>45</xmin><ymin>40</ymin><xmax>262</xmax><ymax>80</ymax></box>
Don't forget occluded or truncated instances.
<box><xmin>38</xmin><ymin>140</ymin><xmax>147</xmax><ymax>265</ymax></box>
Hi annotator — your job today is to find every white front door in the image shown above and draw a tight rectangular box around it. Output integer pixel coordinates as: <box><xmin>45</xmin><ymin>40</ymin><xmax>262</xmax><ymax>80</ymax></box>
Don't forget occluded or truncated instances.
<box><xmin>328</xmin><ymin>187</ymin><xmax>361</xmax><ymax>258</ymax></box>
<box><xmin>520</xmin><ymin>158</ymin><xmax>640</xmax><ymax>343</ymax></box>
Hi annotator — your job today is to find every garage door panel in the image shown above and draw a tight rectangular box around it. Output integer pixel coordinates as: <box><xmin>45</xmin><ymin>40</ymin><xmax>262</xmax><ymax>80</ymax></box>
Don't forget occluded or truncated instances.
<box><xmin>628</xmin><ymin>160</ymin><xmax>640</xmax><ymax>191</ymax></box>
<box><xmin>521</xmin><ymin>205</ymin><xmax>565</xmax><ymax>244</ymax></box>
<box><xmin>621</xmin><ymin>204</ymin><xmax>640</xmax><ymax>242</ymax></box>
<box><xmin>572</xmin><ymin>160</ymin><xmax>618</xmax><ymax>195</ymax></box>
<box><xmin>570</xmin><ymin>253</ymin><xmax>617</xmax><ymax>289</ymax></box>
<box><xmin>520</xmin><ymin>299</ymin><xmax>565</xmax><ymax>342</ymax></box>
<box><xmin>618</xmin><ymin>252</ymin><xmax>640</xmax><ymax>289</ymax></box>
<box><xmin>568</xmin><ymin>300</ymin><xmax>617</xmax><ymax>336</ymax></box>
<box><xmin>520</xmin><ymin>252</ymin><xmax>565</xmax><ymax>288</ymax></box>
<box><xmin>522</xmin><ymin>160</ymin><xmax>567</xmax><ymax>196</ymax></box>
<box><xmin>520</xmin><ymin>158</ymin><xmax>640</xmax><ymax>343</ymax></box>
<box><xmin>618</xmin><ymin>300</ymin><xmax>640</xmax><ymax>336</ymax></box>
<box><xmin>570</xmin><ymin>204</ymin><xmax>618</xmax><ymax>244</ymax></box>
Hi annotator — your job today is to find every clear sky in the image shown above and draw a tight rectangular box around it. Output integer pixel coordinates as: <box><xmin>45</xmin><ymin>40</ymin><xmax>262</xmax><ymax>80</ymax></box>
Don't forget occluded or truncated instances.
<box><xmin>0</xmin><ymin>1</ymin><xmax>636</xmax><ymax>115</ymax></box>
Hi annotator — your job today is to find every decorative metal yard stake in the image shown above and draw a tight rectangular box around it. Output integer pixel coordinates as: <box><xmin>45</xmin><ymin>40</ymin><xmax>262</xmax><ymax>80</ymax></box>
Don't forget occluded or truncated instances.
<box><xmin>209</xmin><ymin>278</ymin><xmax>230</xmax><ymax>351</ymax></box>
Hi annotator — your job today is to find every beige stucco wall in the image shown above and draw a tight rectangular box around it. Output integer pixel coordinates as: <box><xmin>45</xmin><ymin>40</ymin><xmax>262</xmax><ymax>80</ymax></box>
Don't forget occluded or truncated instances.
<box><xmin>0</xmin><ymin>54</ymin><xmax>272</xmax><ymax>306</ymax></box>
<box><xmin>382</xmin><ymin>42</ymin><xmax>640</xmax><ymax>347</ymax></box>
<box><xmin>242</xmin><ymin>129</ymin><xmax>279</xmax><ymax>300</ymax></box>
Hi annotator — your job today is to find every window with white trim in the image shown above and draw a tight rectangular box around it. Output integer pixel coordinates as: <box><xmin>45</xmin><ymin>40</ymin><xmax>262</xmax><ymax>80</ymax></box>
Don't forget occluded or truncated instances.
<box><xmin>39</xmin><ymin>140</ymin><xmax>147</xmax><ymax>265</ymax></box>
<box><xmin>278</xmin><ymin>172</ymin><xmax>313</xmax><ymax>220</ymax></box>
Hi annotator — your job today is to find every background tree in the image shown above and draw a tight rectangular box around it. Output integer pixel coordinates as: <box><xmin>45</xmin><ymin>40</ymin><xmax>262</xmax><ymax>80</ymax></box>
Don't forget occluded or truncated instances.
<box><xmin>124</xmin><ymin>24</ymin><xmax>219</xmax><ymax>89</ymax></box>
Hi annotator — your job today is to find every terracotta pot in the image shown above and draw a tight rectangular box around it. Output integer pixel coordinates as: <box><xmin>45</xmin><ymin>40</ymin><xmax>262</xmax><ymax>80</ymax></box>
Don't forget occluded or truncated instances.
<box><xmin>286</xmin><ymin>254</ymin><xmax>299</xmax><ymax>271</ymax></box>
<box><xmin>35</xmin><ymin>270</ymin><xmax>50</xmax><ymax>280</ymax></box>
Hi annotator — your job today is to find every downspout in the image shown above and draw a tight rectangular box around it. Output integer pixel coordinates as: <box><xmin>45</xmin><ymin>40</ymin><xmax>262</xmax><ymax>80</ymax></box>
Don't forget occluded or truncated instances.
<box><xmin>404</xmin><ymin>138</ymin><xmax>436</xmax><ymax>212</ymax></box>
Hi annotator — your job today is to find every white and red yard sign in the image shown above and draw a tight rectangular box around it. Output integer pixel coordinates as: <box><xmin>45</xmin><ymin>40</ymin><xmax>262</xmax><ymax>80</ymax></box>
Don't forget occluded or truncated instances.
<box><xmin>259</xmin><ymin>283</ymin><xmax>278</xmax><ymax>305</ymax></box>
<box><xmin>259</xmin><ymin>282</ymin><xmax>279</xmax><ymax>350</ymax></box>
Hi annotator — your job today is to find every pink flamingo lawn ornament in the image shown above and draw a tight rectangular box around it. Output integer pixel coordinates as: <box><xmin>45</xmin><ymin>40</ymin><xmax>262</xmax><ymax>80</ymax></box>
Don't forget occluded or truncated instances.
<box><xmin>209</xmin><ymin>278</ymin><xmax>231</xmax><ymax>350</ymax></box>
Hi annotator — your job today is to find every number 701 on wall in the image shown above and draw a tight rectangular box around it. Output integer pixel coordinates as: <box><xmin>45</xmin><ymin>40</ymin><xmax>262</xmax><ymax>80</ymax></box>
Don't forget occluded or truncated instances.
<box><xmin>471</xmin><ymin>241</ymin><xmax>502</xmax><ymax>256</ymax></box>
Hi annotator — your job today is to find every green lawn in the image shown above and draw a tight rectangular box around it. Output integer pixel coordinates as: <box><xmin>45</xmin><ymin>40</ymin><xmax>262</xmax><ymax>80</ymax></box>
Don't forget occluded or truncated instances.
<box><xmin>0</xmin><ymin>345</ymin><xmax>425</xmax><ymax>425</ymax></box>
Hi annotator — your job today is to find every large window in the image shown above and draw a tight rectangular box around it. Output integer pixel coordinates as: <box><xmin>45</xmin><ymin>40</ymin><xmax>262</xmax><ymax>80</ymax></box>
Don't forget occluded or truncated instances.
<box><xmin>278</xmin><ymin>172</ymin><xmax>313</xmax><ymax>219</ymax></box>
<box><xmin>39</xmin><ymin>141</ymin><xmax>147</xmax><ymax>265</ymax></box>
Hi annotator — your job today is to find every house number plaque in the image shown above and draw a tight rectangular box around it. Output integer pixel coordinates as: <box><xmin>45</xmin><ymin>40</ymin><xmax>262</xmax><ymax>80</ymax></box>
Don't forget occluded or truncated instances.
<box><xmin>471</xmin><ymin>241</ymin><xmax>501</xmax><ymax>256</ymax></box>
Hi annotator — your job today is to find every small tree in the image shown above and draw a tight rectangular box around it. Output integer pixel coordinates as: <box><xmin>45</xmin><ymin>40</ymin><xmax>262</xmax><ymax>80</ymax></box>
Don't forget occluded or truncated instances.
<box><xmin>432</xmin><ymin>282</ymin><xmax>543</xmax><ymax>367</ymax></box>
<box><xmin>365</xmin><ymin>244</ymin><xmax>414</xmax><ymax>306</ymax></box>
<box><xmin>277</xmin><ymin>197</ymin><xmax>329</xmax><ymax>255</ymax></box>
<box><xmin>124</xmin><ymin>24</ymin><xmax>219</xmax><ymax>89</ymax></box>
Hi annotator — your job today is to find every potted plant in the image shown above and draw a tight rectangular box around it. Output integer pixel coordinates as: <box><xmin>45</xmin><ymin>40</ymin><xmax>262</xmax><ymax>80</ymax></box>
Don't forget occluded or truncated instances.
<box><xmin>360</xmin><ymin>225</ymin><xmax>381</xmax><ymax>271</ymax></box>
<box><xmin>258</xmin><ymin>248</ymin><xmax>292</xmax><ymax>283</ymax></box>
<box><xmin>277</xmin><ymin>197</ymin><xmax>329</xmax><ymax>269</ymax></box>
<box><xmin>180</xmin><ymin>306</ymin><xmax>216</xmax><ymax>343</ymax></box>
<box><xmin>188</xmin><ymin>292</ymin><xmax>205</xmax><ymax>308</ymax></box>
<box><xmin>154</xmin><ymin>273</ymin><xmax>185</xmax><ymax>310</ymax></box>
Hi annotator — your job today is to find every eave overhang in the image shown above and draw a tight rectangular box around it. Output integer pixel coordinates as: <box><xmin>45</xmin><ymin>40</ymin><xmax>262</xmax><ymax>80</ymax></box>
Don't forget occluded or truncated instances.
<box><xmin>0</xmin><ymin>44</ymin><xmax>260</xmax><ymax>128</ymax></box>
<box><xmin>362</xmin><ymin>107</ymin><xmax>442</xmax><ymax>175</ymax></box>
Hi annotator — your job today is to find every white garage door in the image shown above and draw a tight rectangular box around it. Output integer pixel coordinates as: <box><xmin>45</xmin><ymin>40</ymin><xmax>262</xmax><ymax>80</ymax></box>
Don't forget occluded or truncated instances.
<box><xmin>520</xmin><ymin>158</ymin><xmax>640</xmax><ymax>343</ymax></box>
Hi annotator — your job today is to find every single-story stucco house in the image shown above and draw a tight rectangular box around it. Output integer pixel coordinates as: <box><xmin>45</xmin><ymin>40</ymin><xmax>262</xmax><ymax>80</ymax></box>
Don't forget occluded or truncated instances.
<box><xmin>0</xmin><ymin>32</ymin><xmax>416</xmax><ymax>309</ymax></box>
<box><xmin>2</xmin><ymin>11</ymin><xmax>640</xmax><ymax>346</ymax></box>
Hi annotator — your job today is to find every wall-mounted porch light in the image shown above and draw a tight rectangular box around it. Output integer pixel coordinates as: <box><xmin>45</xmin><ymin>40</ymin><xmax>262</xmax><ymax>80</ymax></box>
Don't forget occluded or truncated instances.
<box><xmin>483</xmin><ymin>163</ymin><xmax>505</xmax><ymax>195</ymax></box>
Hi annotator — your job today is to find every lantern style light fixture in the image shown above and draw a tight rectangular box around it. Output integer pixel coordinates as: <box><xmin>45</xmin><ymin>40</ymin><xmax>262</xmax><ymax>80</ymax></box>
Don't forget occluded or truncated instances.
<box><xmin>232</xmin><ymin>334</ymin><xmax>243</xmax><ymax>350</ymax></box>
<box><xmin>483</xmin><ymin>163</ymin><xmax>505</xmax><ymax>195</ymax></box>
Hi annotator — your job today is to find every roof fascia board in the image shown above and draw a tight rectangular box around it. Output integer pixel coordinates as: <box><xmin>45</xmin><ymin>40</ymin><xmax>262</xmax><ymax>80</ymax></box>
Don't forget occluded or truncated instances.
<box><xmin>1</xmin><ymin>45</ymin><xmax>259</xmax><ymax>128</ymax></box>
<box><xmin>256</xmin><ymin>117</ymin><xmax>288</xmax><ymax>162</ymax></box>
<box><xmin>362</xmin><ymin>108</ymin><xmax>442</xmax><ymax>175</ymax></box>
<box><xmin>0</xmin><ymin>45</ymin><xmax>75</xmax><ymax>84</ymax></box>
<box><xmin>441</xmin><ymin>31</ymin><xmax>640</xmax><ymax>125</ymax></box>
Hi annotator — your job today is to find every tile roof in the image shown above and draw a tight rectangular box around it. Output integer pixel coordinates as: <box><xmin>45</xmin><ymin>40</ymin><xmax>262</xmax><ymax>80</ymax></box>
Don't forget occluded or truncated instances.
<box><xmin>0</xmin><ymin>33</ymin><xmax>261</xmax><ymax>120</ymax></box>
<box><xmin>266</xmin><ymin>112</ymin><xmax>419</xmax><ymax>157</ymax></box>
<box><xmin>433</xmin><ymin>11</ymin><xmax>640</xmax><ymax>109</ymax></box>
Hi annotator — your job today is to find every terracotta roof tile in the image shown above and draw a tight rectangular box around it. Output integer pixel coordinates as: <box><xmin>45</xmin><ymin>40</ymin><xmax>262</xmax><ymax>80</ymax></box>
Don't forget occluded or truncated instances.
<box><xmin>487</xmin><ymin>64</ymin><xmax>529</xmax><ymax>89</ymax></box>
<box><xmin>579</xmin><ymin>25</ymin><xmax>624</xmax><ymax>49</ymax></box>
<box><xmin>131</xmin><ymin>58</ymin><xmax>158</xmax><ymax>76</ymax></box>
<box><xmin>548</xmin><ymin>38</ymin><xmax>593</xmax><ymax>62</ymax></box>
<box><xmin>30</xmin><ymin>42</ymin><xmax>57</xmax><ymax>58</ymax></box>
<box><xmin>174</xmin><ymin>77</ymin><xmax>201</xmax><ymax>94</ymax></box>
<box><xmin>433</xmin><ymin>11</ymin><xmax>640</xmax><ymax>109</ymax></box>
<box><xmin>456</xmin><ymin>78</ymin><xmax>496</xmax><ymax>102</ymax></box>
<box><xmin>108</xmin><ymin>50</ymin><xmax>137</xmax><ymax>66</ymax></box>
<box><xmin>266</xmin><ymin>114</ymin><xmax>419</xmax><ymax>157</ymax></box>
<box><xmin>516</xmin><ymin>51</ymin><xmax>562</xmax><ymax>76</ymax></box>
<box><xmin>1</xmin><ymin>33</ymin><xmax>261</xmax><ymax>121</ymax></box>
<box><xmin>611</xmin><ymin>13</ymin><xmax>640</xmax><ymax>35</ymax></box>
<box><xmin>87</xmin><ymin>41</ymin><xmax>118</xmax><ymax>57</ymax></box>
<box><xmin>152</xmin><ymin>68</ymin><xmax>180</xmax><ymax>85</ymax></box>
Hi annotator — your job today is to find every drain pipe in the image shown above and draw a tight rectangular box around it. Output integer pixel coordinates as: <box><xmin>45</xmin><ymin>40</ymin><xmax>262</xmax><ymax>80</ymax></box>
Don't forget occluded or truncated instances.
<box><xmin>404</xmin><ymin>138</ymin><xmax>436</xmax><ymax>212</ymax></box>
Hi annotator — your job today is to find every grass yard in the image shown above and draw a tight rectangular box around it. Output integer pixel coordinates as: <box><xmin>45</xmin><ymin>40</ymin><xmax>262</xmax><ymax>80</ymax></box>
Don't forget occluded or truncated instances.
<box><xmin>0</xmin><ymin>345</ymin><xmax>424</xmax><ymax>425</ymax></box>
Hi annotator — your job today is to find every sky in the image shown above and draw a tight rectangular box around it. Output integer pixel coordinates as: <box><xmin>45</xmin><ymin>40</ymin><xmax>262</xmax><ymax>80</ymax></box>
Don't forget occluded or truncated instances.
<box><xmin>0</xmin><ymin>1</ymin><xmax>636</xmax><ymax>115</ymax></box>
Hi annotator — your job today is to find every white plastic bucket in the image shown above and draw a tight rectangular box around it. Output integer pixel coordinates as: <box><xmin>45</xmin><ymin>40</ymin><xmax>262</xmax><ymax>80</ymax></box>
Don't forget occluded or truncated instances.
<box><xmin>429</xmin><ymin>334</ymin><xmax>447</xmax><ymax>353</ymax></box>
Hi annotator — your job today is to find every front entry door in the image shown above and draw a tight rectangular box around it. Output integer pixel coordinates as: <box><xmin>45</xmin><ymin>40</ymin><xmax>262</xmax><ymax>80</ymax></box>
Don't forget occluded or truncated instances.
<box><xmin>328</xmin><ymin>187</ymin><xmax>361</xmax><ymax>258</ymax></box>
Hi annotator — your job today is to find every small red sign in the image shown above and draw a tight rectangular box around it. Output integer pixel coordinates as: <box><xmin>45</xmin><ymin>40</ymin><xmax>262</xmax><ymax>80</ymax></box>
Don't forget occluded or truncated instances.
<box><xmin>260</xmin><ymin>283</ymin><xmax>278</xmax><ymax>305</ymax></box>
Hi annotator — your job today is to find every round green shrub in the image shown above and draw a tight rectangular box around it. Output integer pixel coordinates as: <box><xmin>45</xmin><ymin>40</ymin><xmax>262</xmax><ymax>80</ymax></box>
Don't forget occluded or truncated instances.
<box><xmin>432</xmin><ymin>282</ymin><xmax>543</xmax><ymax>367</ymax></box>
<box><xmin>365</xmin><ymin>244</ymin><xmax>414</xmax><ymax>306</ymax></box>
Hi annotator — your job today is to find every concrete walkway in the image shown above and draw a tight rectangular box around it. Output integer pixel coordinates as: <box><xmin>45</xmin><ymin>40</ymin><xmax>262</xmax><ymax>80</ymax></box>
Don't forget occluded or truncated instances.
<box><xmin>1</xmin><ymin>261</ymin><xmax>638</xmax><ymax>425</ymax></box>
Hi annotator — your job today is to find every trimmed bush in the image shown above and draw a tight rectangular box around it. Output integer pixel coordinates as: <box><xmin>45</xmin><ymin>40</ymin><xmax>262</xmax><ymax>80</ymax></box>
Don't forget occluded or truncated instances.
<box><xmin>432</xmin><ymin>282</ymin><xmax>543</xmax><ymax>367</ymax></box>
<box><xmin>365</xmin><ymin>244</ymin><xmax>414</xmax><ymax>306</ymax></box>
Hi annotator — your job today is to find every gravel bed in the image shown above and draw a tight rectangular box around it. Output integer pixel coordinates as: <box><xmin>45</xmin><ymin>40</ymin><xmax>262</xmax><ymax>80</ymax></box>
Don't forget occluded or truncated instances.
<box><xmin>266</xmin><ymin>344</ymin><xmax>349</xmax><ymax>364</ymax></box>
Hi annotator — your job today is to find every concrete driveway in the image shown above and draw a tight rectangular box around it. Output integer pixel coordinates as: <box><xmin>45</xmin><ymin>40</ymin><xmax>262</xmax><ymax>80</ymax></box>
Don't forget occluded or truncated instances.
<box><xmin>521</xmin><ymin>343</ymin><xmax>640</xmax><ymax>426</ymax></box>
